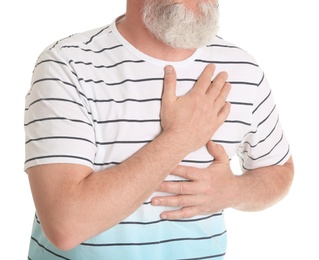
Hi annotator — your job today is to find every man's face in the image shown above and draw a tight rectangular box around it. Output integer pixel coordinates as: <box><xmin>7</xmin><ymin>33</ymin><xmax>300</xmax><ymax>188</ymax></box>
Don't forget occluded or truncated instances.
<box><xmin>142</xmin><ymin>0</ymin><xmax>219</xmax><ymax>49</ymax></box>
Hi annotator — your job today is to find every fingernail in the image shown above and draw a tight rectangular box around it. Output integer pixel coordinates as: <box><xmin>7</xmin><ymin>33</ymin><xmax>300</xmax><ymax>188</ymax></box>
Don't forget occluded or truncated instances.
<box><xmin>165</xmin><ymin>65</ymin><xmax>173</xmax><ymax>74</ymax></box>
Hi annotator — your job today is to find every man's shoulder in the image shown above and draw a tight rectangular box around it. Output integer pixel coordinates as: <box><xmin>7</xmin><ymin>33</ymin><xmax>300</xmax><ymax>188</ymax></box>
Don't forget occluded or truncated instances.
<box><xmin>39</xmin><ymin>24</ymin><xmax>114</xmax><ymax>57</ymax></box>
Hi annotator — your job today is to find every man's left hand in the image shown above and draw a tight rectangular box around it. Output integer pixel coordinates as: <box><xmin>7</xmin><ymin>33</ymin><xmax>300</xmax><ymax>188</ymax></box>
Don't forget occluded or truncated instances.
<box><xmin>151</xmin><ymin>141</ymin><xmax>237</xmax><ymax>219</ymax></box>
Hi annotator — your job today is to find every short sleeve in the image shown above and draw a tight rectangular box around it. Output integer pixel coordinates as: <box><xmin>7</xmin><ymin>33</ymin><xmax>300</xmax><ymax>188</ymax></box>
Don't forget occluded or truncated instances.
<box><xmin>237</xmin><ymin>72</ymin><xmax>291</xmax><ymax>171</ymax></box>
<box><xmin>24</xmin><ymin>48</ymin><xmax>97</xmax><ymax>170</ymax></box>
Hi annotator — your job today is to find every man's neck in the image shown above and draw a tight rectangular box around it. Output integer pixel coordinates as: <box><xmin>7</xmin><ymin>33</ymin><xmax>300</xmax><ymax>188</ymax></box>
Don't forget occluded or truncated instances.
<box><xmin>116</xmin><ymin>14</ymin><xmax>197</xmax><ymax>62</ymax></box>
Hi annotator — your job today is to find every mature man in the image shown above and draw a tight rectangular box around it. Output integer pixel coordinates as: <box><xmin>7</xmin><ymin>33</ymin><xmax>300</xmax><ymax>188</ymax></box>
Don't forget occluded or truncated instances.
<box><xmin>24</xmin><ymin>0</ymin><xmax>294</xmax><ymax>259</ymax></box>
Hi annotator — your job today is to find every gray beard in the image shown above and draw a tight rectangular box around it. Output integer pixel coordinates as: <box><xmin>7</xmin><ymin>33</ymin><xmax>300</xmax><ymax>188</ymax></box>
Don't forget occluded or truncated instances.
<box><xmin>142</xmin><ymin>0</ymin><xmax>219</xmax><ymax>49</ymax></box>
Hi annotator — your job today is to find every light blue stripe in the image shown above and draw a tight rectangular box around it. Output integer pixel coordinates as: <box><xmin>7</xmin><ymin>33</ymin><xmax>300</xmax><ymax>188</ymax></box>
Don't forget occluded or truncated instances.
<box><xmin>28</xmin><ymin>214</ymin><xmax>227</xmax><ymax>260</ymax></box>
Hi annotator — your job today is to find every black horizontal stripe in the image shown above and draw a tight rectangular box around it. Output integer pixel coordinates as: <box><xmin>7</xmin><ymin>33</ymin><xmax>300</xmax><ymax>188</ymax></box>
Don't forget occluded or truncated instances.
<box><xmin>25</xmin><ymin>155</ymin><xmax>94</xmax><ymax>165</ymax></box>
<box><xmin>31</xmin><ymin>77</ymin><xmax>87</xmax><ymax>99</ymax></box>
<box><xmin>32</xmin><ymin>77</ymin><xmax>77</xmax><ymax>88</ymax></box>
<box><xmin>88</xmin><ymin>98</ymin><xmax>251</xmax><ymax>106</ymax></box>
<box><xmin>229</xmin><ymin>101</ymin><xmax>253</xmax><ymax>106</ymax></box>
<box><xmin>60</xmin><ymin>44</ymin><xmax>123</xmax><ymax>53</ymax></box>
<box><xmin>177</xmin><ymin>78</ymin><xmax>196</xmax><ymax>83</ymax></box>
<box><xmin>96</xmin><ymin>140</ymin><xmax>152</xmax><ymax>145</ymax></box>
<box><xmin>178</xmin><ymin>79</ymin><xmax>259</xmax><ymax>87</ymax></box>
<box><xmin>228</xmin><ymin>81</ymin><xmax>259</xmax><ymax>87</ymax></box>
<box><xmin>213</xmin><ymin>139</ymin><xmax>242</xmax><ymax>144</ymax></box>
<box><xmin>179</xmin><ymin>252</ymin><xmax>226</xmax><ymax>260</ymax></box>
<box><xmin>182</xmin><ymin>159</ymin><xmax>214</xmax><ymax>164</ymax></box>
<box><xmin>69</xmin><ymin>59</ymin><xmax>145</xmax><ymax>69</ymax></box>
<box><xmin>93</xmin><ymin>157</ymin><xmax>217</xmax><ymax>167</ymax></box>
<box><xmin>78</xmin><ymin>77</ymin><xmax>163</xmax><ymax>86</ymax></box>
<box><xmin>30</xmin><ymin>237</ymin><xmax>70</xmax><ymax>260</ymax></box>
<box><xmin>35</xmin><ymin>59</ymin><xmax>68</xmax><ymax>68</ymax></box>
<box><xmin>95</xmin><ymin>119</ymin><xmax>160</xmax><ymax>124</ymax></box>
<box><xmin>25</xmin><ymin>136</ymin><xmax>95</xmax><ymax>145</ymax></box>
<box><xmin>95</xmin><ymin>135</ymin><xmax>244</xmax><ymax>148</ymax></box>
<box><xmin>92</xmin><ymin>119</ymin><xmax>247</xmax><ymax>126</ymax></box>
<box><xmin>120</xmin><ymin>213</ymin><xmax>222</xmax><ymax>225</ymax></box>
<box><xmin>207</xmin><ymin>43</ymin><xmax>240</xmax><ymax>49</ymax></box>
<box><xmin>225</xmin><ymin>119</ymin><xmax>251</xmax><ymax>126</ymax></box>
<box><xmin>88</xmin><ymin>97</ymin><xmax>161</xmax><ymax>103</ymax></box>
<box><xmin>195</xmin><ymin>59</ymin><xmax>259</xmax><ymax>67</ymax></box>
<box><xmin>24</xmin><ymin>117</ymin><xmax>92</xmax><ymax>127</ymax></box>
<box><xmin>27</xmin><ymin>98</ymin><xmax>84</xmax><ymax>110</ymax></box>
<box><xmin>76</xmin><ymin>76</ymin><xmax>259</xmax><ymax>88</ymax></box>
<box><xmin>81</xmin><ymin>230</ymin><xmax>227</xmax><ymax>247</ymax></box>
<box><xmin>94</xmin><ymin>161</ymin><xmax>121</xmax><ymax>167</ymax></box>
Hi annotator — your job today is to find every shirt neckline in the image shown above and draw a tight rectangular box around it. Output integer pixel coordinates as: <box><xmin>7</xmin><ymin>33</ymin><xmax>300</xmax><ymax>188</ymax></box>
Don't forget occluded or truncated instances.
<box><xmin>110</xmin><ymin>16</ymin><xmax>202</xmax><ymax>67</ymax></box>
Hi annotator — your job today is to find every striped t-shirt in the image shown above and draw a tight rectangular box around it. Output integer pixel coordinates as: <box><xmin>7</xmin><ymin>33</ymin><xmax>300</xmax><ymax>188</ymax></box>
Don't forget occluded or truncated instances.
<box><xmin>24</xmin><ymin>18</ymin><xmax>290</xmax><ymax>260</ymax></box>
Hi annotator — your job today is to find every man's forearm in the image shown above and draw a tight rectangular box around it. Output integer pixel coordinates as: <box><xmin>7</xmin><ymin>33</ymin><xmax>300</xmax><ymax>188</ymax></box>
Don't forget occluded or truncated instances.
<box><xmin>232</xmin><ymin>157</ymin><xmax>294</xmax><ymax>212</ymax></box>
<box><xmin>29</xmin><ymin>130</ymin><xmax>191</xmax><ymax>251</ymax></box>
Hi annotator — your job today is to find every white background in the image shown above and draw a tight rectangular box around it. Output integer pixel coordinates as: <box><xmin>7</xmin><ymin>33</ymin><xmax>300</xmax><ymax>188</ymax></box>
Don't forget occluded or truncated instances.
<box><xmin>1</xmin><ymin>0</ymin><xmax>318</xmax><ymax>259</ymax></box>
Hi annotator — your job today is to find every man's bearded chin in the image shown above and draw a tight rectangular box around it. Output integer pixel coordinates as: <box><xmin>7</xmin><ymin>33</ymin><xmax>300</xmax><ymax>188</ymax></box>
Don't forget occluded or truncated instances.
<box><xmin>142</xmin><ymin>0</ymin><xmax>219</xmax><ymax>49</ymax></box>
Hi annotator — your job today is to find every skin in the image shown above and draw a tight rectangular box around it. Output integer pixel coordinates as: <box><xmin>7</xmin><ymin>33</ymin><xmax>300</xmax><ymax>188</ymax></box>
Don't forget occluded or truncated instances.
<box><xmin>27</xmin><ymin>0</ymin><xmax>294</xmax><ymax>251</ymax></box>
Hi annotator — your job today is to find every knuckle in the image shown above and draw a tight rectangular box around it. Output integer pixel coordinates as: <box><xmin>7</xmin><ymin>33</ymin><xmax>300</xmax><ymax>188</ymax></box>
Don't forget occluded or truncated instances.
<box><xmin>160</xmin><ymin>182</ymin><xmax>171</xmax><ymax>193</ymax></box>
<box><xmin>179</xmin><ymin>197</ymin><xmax>187</xmax><ymax>207</ymax></box>
<box><xmin>191</xmin><ymin>91</ymin><xmax>203</xmax><ymax>103</ymax></box>
<box><xmin>184</xmin><ymin>170</ymin><xmax>193</xmax><ymax>180</ymax></box>
<box><xmin>165</xmin><ymin>73</ymin><xmax>174</xmax><ymax>81</ymax></box>
<box><xmin>178</xmin><ymin>183</ymin><xmax>187</xmax><ymax>194</ymax></box>
<box><xmin>181</xmin><ymin>209</ymin><xmax>190</xmax><ymax>219</ymax></box>
<box><xmin>164</xmin><ymin>77</ymin><xmax>174</xmax><ymax>86</ymax></box>
<box><xmin>218</xmin><ymin>103</ymin><xmax>231</xmax><ymax>119</ymax></box>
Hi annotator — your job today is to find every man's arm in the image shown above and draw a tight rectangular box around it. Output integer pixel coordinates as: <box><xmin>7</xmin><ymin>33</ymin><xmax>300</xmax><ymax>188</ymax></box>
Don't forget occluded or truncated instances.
<box><xmin>151</xmin><ymin>142</ymin><xmax>294</xmax><ymax>219</ymax></box>
<box><xmin>27</xmin><ymin>64</ymin><xmax>231</xmax><ymax>251</ymax></box>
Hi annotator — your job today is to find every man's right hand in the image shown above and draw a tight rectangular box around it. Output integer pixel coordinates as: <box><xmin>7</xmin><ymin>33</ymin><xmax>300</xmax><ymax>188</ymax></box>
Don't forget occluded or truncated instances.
<box><xmin>160</xmin><ymin>64</ymin><xmax>231</xmax><ymax>152</ymax></box>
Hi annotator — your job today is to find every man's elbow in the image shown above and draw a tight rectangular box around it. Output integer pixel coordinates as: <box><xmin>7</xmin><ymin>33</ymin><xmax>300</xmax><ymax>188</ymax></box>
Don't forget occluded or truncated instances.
<box><xmin>41</xmin><ymin>221</ymin><xmax>82</xmax><ymax>251</ymax></box>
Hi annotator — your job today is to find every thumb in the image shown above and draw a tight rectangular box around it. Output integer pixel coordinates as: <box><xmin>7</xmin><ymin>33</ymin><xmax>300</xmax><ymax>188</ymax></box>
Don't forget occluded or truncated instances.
<box><xmin>207</xmin><ymin>141</ymin><xmax>229</xmax><ymax>165</ymax></box>
<box><xmin>162</xmin><ymin>65</ymin><xmax>177</xmax><ymax>103</ymax></box>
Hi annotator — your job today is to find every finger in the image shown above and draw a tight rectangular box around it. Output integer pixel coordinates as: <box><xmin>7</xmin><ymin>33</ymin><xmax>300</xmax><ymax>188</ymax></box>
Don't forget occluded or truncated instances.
<box><xmin>213</xmin><ymin>82</ymin><xmax>231</xmax><ymax>109</ymax></box>
<box><xmin>157</xmin><ymin>180</ymin><xmax>198</xmax><ymax>195</ymax></box>
<box><xmin>162</xmin><ymin>65</ymin><xmax>177</xmax><ymax>103</ymax></box>
<box><xmin>206</xmin><ymin>71</ymin><xmax>229</xmax><ymax>98</ymax></box>
<box><xmin>170</xmin><ymin>165</ymin><xmax>199</xmax><ymax>181</ymax></box>
<box><xmin>190</xmin><ymin>64</ymin><xmax>216</xmax><ymax>94</ymax></box>
<box><xmin>152</xmin><ymin>194</ymin><xmax>194</xmax><ymax>208</ymax></box>
<box><xmin>217</xmin><ymin>101</ymin><xmax>231</xmax><ymax>122</ymax></box>
<box><xmin>160</xmin><ymin>206</ymin><xmax>200</xmax><ymax>220</ymax></box>
<box><xmin>207</xmin><ymin>141</ymin><xmax>229</xmax><ymax>165</ymax></box>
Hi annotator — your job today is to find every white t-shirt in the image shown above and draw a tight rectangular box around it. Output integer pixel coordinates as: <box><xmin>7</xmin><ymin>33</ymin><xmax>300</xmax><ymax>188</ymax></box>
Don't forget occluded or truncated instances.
<box><xmin>25</xmin><ymin>18</ymin><xmax>290</xmax><ymax>260</ymax></box>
